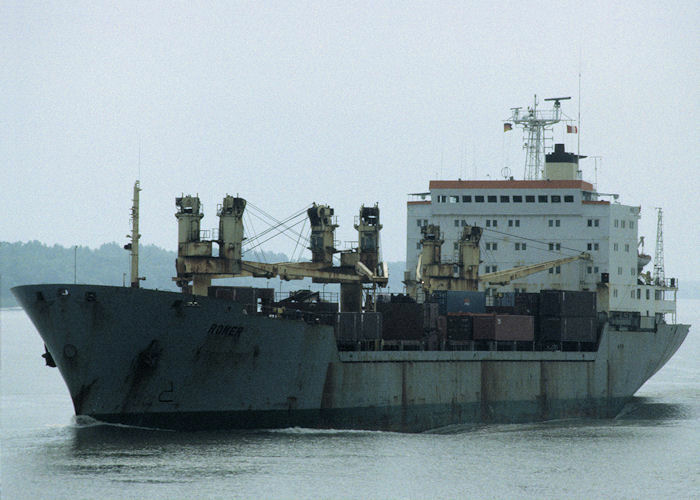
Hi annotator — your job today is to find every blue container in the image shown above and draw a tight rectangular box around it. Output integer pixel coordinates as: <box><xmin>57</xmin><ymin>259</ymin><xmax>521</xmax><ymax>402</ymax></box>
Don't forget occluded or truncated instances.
<box><xmin>445</xmin><ymin>291</ymin><xmax>486</xmax><ymax>314</ymax></box>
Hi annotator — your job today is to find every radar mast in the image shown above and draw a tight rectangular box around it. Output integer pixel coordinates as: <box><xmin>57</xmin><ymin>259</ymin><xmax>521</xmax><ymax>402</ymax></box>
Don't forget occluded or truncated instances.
<box><xmin>506</xmin><ymin>95</ymin><xmax>571</xmax><ymax>180</ymax></box>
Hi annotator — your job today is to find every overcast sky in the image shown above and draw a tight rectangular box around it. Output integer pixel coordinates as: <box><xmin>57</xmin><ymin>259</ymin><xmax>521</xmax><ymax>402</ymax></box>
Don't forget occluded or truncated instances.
<box><xmin>3</xmin><ymin>1</ymin><xmax>698</xmax><ymax>279</ymax></box>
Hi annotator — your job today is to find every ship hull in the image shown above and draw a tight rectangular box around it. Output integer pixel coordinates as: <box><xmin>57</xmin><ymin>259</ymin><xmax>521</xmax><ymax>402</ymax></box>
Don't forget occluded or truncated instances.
<box><xmin>13</xmin><ymin>284</ymin><xmax>689</xmax><ymax>432</ymax></box>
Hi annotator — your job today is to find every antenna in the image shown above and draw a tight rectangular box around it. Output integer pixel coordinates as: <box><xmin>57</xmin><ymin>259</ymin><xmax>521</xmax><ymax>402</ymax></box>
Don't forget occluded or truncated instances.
<box><xmin>138</xmin><ymin>137</ymin><xmax>142</xmax><ymax>180</ymax></box>
<box><xmin>577</xmin><ymin>71</ymin><xmax>582</xmax><ymax>160</ymax></box>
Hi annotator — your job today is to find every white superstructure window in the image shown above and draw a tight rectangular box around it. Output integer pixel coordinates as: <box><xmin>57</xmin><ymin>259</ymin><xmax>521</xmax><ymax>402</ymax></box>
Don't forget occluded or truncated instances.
<box><xmin>625</xmin><ymin>244</ymin><xmax>630</xmax><ymax>252</ymax></box>
<box><xmin>548</xmin><ymin>242</ymin><xmax>561</xmax><ymax>251</ymax></box>
<box><xmin>588</xmin><ymin>219</ymin><xmax>599</xmax><ymax>227</ymax></box>
<box><xmin>618</xmin><ymin>266</ymin><xmax>623</xmax><ymax>275</ymax></box>
<box><xmin>548</xmin><ymin>219</ymin><xmax>561</xmax><ymax>227</ymax></box>
<box><xmin>485</xmin><ymin>242</ymin><xmax>498</xmax><ymax>251</ymax></box>
<box><xmin>450</xmin><ymin>195</ymin><xmax>459</xmax><ymax>203</ymax></box>
<box><xmin>508</xmin><ymin>219</ymin><xmax>520</xmax><ymax>227</ymax></box>
<box><xmin>614</xmin><ymin>243</ymin><xmax>619</xmax><ymax>251</ymax></box>
<box><xmin>631</xmin><ymin>267</ymin><xmax>636</xmax><ymax>276</ymax></box>
<box><xmin>614</xmin><ymin>220</ymin><xmax>619</xmax><ymax>228</ymax></box>
<box><xmin>515</xmin><ymin>242</ymin><xmax>527</xmax><ymax>251</ymax></box>
<box><xmin>630</xmin><ymin>221</ymin><xmax>635</xmax><ymax>229</ymax></box>
<box><xmin>548</xmin><ymin>266</ymin><xmax>561</xmax><ymax>274</ymax></box>
<box><xmin>485</xmin><ymin>219</ymin><xmax>497</xmax><ymax>227</ymax></box>
<box><xmin>621</xmin><ymin>220</ymin><xmax>626</xmax><ymax>228</ymax></box>
<box><xmin>454</xmin><ymin>219</ymin><xmax>460</xmax><ymax>227</ymax></box>
<box><xmin>587</xmin><ymin>243</ymin><xmax>599</xmax><ymax>251</ymax></box>
<box><xmin>485</xmin><ymin>265</ymin><xmax>498</xmax><ymax>273</ymax></box>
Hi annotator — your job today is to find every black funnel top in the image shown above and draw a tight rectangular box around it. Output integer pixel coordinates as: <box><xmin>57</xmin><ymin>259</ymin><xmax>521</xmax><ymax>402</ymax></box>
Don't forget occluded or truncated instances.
<box><xmin>546</xmin><ymin>143</ymin><xmax>586</xmax><ymax>164</ymax></box>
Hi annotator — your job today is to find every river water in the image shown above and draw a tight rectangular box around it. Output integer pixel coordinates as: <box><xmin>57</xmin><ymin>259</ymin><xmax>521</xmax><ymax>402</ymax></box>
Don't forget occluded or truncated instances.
<box><xmin>2</xmin><ymin>302</ymin><xmax>698</xmax><ymax>499</ymax></box>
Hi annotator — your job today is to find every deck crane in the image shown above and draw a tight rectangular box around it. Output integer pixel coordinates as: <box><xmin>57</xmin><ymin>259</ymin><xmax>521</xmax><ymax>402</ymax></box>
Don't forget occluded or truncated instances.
<box><xmin>173</xmin><ymin>196</ymin><xmax>388</xmax><ymax>312</ymax></box>
<box><xmin>413</xmin><ymin>223</ymin><xmax>590</xmax><ymax>295</ymax></box>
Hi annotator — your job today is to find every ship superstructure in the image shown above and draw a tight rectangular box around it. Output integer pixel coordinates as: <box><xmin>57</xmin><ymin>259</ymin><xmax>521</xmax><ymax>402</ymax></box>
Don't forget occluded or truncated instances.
<box><xmin>405</xmin><ymin>97</ymin><xmax>678</xmax><ymax>329</ymax></box>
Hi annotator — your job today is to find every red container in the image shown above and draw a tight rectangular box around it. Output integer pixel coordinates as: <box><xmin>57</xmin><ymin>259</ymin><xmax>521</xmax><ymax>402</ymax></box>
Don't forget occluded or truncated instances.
<box><xmin>473</xmin><ymin>314</ymin><xmax>534</xmax><ymax>341</ymax></box>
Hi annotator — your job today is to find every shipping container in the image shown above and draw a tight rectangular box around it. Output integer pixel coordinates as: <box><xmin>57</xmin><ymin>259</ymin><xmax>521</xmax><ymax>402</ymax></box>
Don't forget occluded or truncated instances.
<box><xmin>539</xmin><ymin>316</ymin><xmax>597</xmax><ymax>343</ymax></box>
<box><xmin>429</xmin><ymin>290</ymin><xmax>486</xmax><ymax>315</ymax></box>
<box><xmin>446</xmin><ymin>314</ymin><xmax>473</xmax><ymax>340</ymax></box>
<box><xmin>445</xmin><ymin>291</ymin><xmax>486</xmax><ymax>314</ymax></box>
<box><xmin>485</xmin><ymin>305</ymin><xmax>515</xmax><ymax>314</ymax></box>
<box><xmin>208</xmin><ymin>286</ymin><xmax>276</xmax><ymax>314</ymax></box>
<box><xmin>377</xmin><ymin>302</ymin><xmax>424</xmax><ymax>340</ymax></box>
<box><xmin>539</xmin><ymin>290</ymin><xmax>597</xmax><ymax>317</ymax></box>
<box><xmin>514</xmin><ymin>292</ymin><xmax>540</xmax><ymax>316</ymax></box>
<box><xmin>473</xmin><ymin>314</ymin><xmax>535</xmax><ymax>341</ymax></box>
<box><xmin>423</xmin><ymin>302</ymin><xmax>439</xmax><ymax>330</ymax></box>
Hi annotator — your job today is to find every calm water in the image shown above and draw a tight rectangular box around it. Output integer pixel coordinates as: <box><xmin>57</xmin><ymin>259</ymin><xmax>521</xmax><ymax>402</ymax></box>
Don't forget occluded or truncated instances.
<box><xmin>2</xmin><ymin>302</ymin><xmax>698</xmax><ymax>499</ymax></box>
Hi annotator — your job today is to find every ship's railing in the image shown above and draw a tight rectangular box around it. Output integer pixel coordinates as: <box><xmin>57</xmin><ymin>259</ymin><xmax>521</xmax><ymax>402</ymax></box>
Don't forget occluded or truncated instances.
<box><xmin>653</xmin><ymin>277</ymin><xmax>678</xmax><ymax>289</ymax></box>
<box><xmin>407</xmin><ymin>192</ymin><xmax>431</xmax><ymax>202</ymax></box>
<box><xmin>274</xmin><ymin>290</ymin><xmax>339</xmax><ymax>304</ymax></box>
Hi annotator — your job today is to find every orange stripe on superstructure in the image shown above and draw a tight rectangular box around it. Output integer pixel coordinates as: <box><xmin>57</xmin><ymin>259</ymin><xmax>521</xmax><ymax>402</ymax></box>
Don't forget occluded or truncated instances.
<box><xmin>582</xmin><ymin>200</ymin><xmax>610</xmax><ymax>205</ymax></box>
<box><xmin>429</xmin><ymin>179</ymin><xmax>594</xmax><ymax>190</ymax></box>
<box><xmin>407</xmin><ymin>201</ymin><xmax>431</xmax><ymax>205</ymax></box>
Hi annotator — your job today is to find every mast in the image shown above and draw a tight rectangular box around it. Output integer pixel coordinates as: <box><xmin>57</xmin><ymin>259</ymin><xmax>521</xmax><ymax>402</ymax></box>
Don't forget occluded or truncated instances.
<box><xmin>125</xmin><ymin>180</ymin><xmax>142</xmax><ymax>287</ymax></box>
<box><xmin>506</xmin><ymin>95</ymin><xmax>570</xmax><ymax>180</ymax></box>
<box><xmin>653</xmin><ymin>207</ymin><xmax>665</xmax><ymax>286</ymax></box>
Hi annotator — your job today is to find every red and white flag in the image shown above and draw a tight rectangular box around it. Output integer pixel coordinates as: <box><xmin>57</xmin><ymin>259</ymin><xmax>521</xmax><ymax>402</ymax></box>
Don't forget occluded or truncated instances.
<box><xmin>567</xmin><ymin>125</ymin><xmax>578</xmax><ymax>134</ymax></box>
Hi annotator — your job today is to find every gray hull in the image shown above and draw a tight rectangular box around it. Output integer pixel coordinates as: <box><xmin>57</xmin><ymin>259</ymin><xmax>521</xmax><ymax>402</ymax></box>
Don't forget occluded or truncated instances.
<box><xmin>12</xmin><ymin>284</ymin><xmax>690</xmax><ymax>432</ymax></box>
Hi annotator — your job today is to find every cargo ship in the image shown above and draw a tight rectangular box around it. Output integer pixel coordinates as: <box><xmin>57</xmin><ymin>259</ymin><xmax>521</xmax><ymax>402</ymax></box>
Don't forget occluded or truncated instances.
<box><xmin>13</xmin><ymin>97</ymin><xmax>690</xmax><ymax>432</ymax></box>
